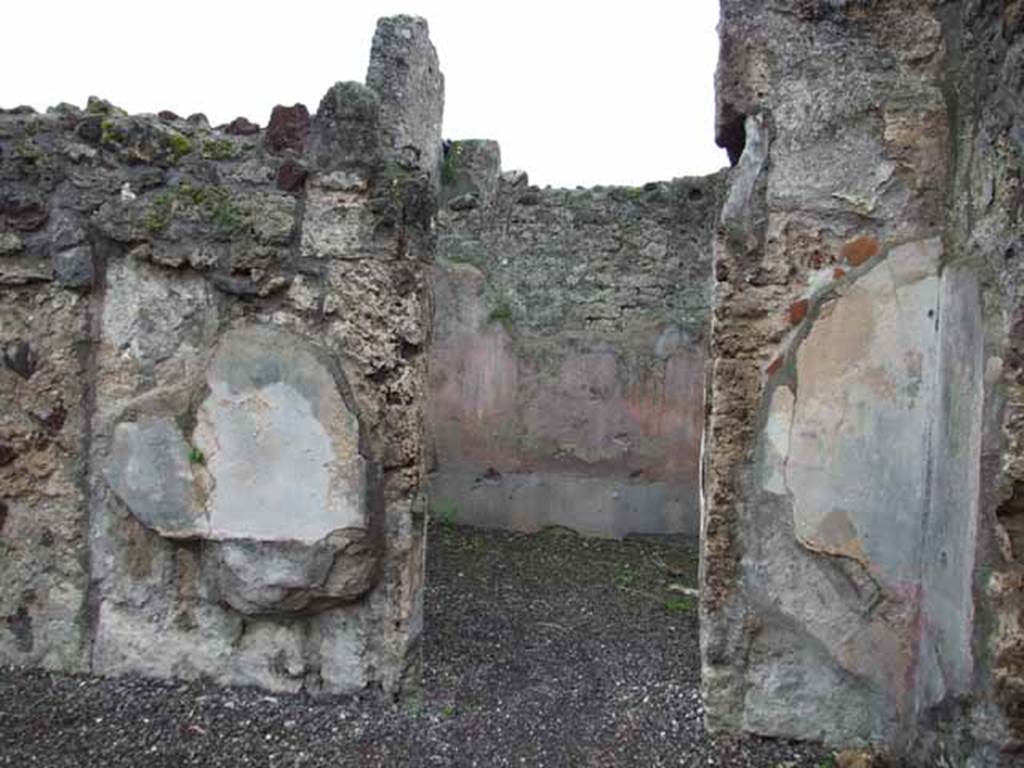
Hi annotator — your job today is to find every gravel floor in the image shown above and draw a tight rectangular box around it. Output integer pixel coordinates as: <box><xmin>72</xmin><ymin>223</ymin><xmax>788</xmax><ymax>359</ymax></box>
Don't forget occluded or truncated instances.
<box><xmin>1</xmin><ymin>524</ymin><xmax>832</xmax><ymax>767</ymax></box>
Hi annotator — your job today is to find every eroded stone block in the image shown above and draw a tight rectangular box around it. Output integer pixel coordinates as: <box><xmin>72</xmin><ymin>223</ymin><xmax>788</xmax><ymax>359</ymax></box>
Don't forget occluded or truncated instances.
<box><xmin>206</xmin><ymin>531</ymin><xmax>375</xmax><ymax>615</ymax></box>
<box><xmin>105</xmin><ymin>325</ymin><xmax>376</xmax><ymax>615</ymax></box>
<box><xmin>106</xmin><ymin>416</ymin><xmax>205</xmax><ymax>538</ymax></box>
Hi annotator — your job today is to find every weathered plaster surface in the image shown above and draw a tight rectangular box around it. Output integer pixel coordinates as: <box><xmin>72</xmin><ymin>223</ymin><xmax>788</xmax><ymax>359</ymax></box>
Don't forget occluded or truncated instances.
<box><xmin>107</xmin><ymin>415</ymin><xmax>204</xmax><ymax>538</ymax></box>
<box><xmin>785</xmin><ymin>239</ymin><xmax>941</xmax><ymax>579</ymax></box>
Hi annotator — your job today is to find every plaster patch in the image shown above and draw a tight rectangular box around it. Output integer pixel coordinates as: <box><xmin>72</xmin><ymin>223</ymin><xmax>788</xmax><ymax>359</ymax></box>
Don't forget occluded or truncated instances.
<box><xmin>762</xmin><ymin>385</ymin><xmax>795</xmax><ymax>496</ymax></box>
<box><xmin>194</xmin><ymin>326</ymin><xmax>366</xmax><ymax>543</ymax></box>
<box><xmin>786</xmin><ymin>238</ymin><xmax>941</xmax><ymax>584</ymax></box>
<box><xmin>197</xmin><ymin>381</ymin><xmax>352</xmax><ymax>542</ymax></box>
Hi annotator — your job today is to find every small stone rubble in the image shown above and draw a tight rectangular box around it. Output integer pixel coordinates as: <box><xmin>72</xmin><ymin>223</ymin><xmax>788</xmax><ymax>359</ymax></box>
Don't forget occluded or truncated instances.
<box><xmin>0</xmin><ymin>524</ymin><xmax>834</xmax><ymax>768</ymax></box>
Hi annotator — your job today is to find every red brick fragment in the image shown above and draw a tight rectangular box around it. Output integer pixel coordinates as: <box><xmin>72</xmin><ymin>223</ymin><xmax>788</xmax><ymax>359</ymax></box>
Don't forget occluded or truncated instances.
<box><xmin>225</xmin><ymin>116</ymin><xmax>260</xmax><ymax>135</ymax></box>
<box><xmin>766</xmin><ymin>356</ymin><xmax>784</xmax><ymax>376</ymax></box>
<box><xmin>833</xmin><ymin>267</ymin><xmax>847</xmax><ymax>280</ymax></box>
<box><xmin>266</xmin><ymin>104</ymin><xmax>311</xmax><ymax>154</ymax></box>
<box><xmin>788</xmin><ymin>298</ymin><xmax>809</xmax><ymax>325</ymax></box>
<box><xmin>276</xmin><ymin>160</ymin><xmax>309</xmax><ymax>193</ymax></box>
<box><xmin>840</xmin><ymin>235</ymin><xmax>881</xmax><ymax>267</ymax></box>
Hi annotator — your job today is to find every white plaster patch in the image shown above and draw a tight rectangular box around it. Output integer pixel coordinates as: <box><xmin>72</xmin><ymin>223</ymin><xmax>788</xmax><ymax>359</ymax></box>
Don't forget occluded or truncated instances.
<box><xmin>888</xmin><ymin>237</ymin><xmax>941</xmax><ymax>286</ymax></box>
<box><xmin>762</xmin><ymin>385</ymin><xmax>795</xmax><ymax>496</ymax></box>
<box><xmin>193</xmin><ymin>326</ymin><xmax>366</xmax><ymax>543</ymax></box>
<box><xmin>197</xmin><ymin>382</ymin><xmax>356</xmax><ymax>542</ymax></box>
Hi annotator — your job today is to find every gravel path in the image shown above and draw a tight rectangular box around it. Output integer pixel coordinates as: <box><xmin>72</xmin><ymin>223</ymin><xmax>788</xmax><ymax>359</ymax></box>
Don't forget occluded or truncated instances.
<box><xmin>1</xmin><ymin>524</ymin><xmax>831</xmax><ymax>767</ymax></box>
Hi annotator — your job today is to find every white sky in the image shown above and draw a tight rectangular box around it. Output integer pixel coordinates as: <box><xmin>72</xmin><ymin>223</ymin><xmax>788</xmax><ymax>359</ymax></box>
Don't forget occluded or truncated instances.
<box><xmin>2</xmin><ymin>1</ymin><xmax>725</xmax><ymax>187</ymax></box>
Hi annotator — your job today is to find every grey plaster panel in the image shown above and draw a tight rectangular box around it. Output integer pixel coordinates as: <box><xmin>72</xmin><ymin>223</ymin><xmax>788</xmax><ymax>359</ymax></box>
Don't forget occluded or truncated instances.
<box><xmin>428</xmin><ymin>468</ymin><xmax>699</xmax><ymax>537</ymax></box>
<box><xmin>106</xmin><ymin>416</ymin><xmax>206</xmax><ymax>539</ymax></box>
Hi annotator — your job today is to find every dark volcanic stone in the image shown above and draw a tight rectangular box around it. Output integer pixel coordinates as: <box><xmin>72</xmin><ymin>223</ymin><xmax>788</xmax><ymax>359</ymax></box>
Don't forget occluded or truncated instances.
<box><xmin>1</xmin><ymin>191</ymin><xmax>48</xmax><ymax>231</ymax></box>
<box><xmin>308</xmin><ymin>82</ymin><xmax>381</xmax><ymax>172</ymax></box>
<box><xmin>85</xmin><ymin>96</ymin><xmax>119</xmax><ymax>115</ymax></box>
<box><xmin>0</xmin><ymin>444</ymin><xmax>15</xmax><ymax>467</ymax></box>
<box><xmin>47</xmin><ymin>103</ymin><xmax>81</xmax><ymax>119</ymax></box>
<box><xmin>210</xmin><ymin>273</ymin><xmax>261</xmax><ymax>296</ymax></box>
<box><xmin>276</xmin><ymin>159</ymin><xmax>309</xmax><ymax>192</ymax></box>
<box><xmin>50</xmin><ymin>211</ymin><xmax>87</xmax><ymax>251</ymax></box>
<box><xmin>447</xmin><ymin>192</ymin><xmax>479</xmax><ymax>211</ymax></box>
<box><xmin>75</xmin><ymin>116</ymin><xmax>103</xmax><ymax>144</ymax></box>
<box><xmin>265</xmin><ymin>104</ymin><xmax>310</xmax><ymax>153</ymax></box>
<box><xmin>31</xmin><ymin>403</ymin><xmax>67</xmax><ymax>434</ymax></box>
<box><xmin>517</xmin><ymin>188</ymin><xmax>541</xmax><ymax>206</ymax></box>
<box><xmin>52</xmin><ymin>244</ymin><xmax>95</xmax><ymax>289</ymax></box>
<box><xmin>5</xmin><ymin>606</ymin><xmax>32</xmax><ymax>652</ymax></box>
<box><xmin>3</xmin><ymin>341</ymin><xmax>37</xmax><ymax>379</ymax></box>
<box><xmin>158</xmin><ymin>110</ymin><xmax>181</xmax><ymax>122</ymax></box>
<box><xmin>224</xmin><ymin>116</ymin><xmax>260</xmax><ymax>136</ymax></box>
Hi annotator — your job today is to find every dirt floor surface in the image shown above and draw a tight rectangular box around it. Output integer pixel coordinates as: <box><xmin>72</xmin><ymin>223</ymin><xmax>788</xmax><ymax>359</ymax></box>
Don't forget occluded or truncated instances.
<box><xmin>1</xmin><ymin>523</ymin><xmax>833</xmax><ymax>767</ymax></box>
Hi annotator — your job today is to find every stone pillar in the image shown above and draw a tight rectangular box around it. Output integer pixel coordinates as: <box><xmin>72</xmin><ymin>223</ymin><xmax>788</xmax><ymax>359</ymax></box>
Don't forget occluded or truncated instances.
<box><xmin>702</xmin><ymin>1</ymin><xmax>1023</xmax><ymax>763</ymax></box>
<box><xmin>702</xmin><ymin>0</ymin><xmax>956</xmax><ymax>750</ymax></box>
<box><xmin>366</xmin><ymin>15</ymin><xmax>445</xmax><ymax>177</ymax></box>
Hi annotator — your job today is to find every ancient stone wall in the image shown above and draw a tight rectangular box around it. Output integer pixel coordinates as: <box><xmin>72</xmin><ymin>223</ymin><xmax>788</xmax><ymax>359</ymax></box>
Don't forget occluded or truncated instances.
<box><xmin>702</xmin><ymin>0</ymin><xmax>1023</xmax><ymax>763</ymax></box>
<box><xmin>428</xmin><ymin>141</ymin><xmax>723</xmax><ymax>537</ymax></box>
<box><xmin>945</xmin><ymin>0</ymin><xmax>1024</xmax><ymax>760</ymax></box>
<box><xmin>0</xmin><ymin>16</ymin><xmax>441</xmax><ymax>695</ymax></box>
<box><xmin>1</xmin><ymin>6</ymin><xmax>1020</xmax><ymax>762</ymax></box>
